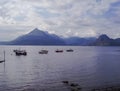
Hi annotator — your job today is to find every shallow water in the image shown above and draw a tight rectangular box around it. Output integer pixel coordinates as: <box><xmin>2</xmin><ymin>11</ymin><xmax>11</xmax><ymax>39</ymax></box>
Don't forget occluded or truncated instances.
<box><xmin>0</xmin><ymin>46</ymin><xmax>120</xmax><ymax>91</ymax></box>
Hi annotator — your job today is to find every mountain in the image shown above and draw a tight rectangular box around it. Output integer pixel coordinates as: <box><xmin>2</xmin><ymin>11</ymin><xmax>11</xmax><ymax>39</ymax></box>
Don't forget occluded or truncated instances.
<box><xmin>9</xmin><ymin>28</ymin><xmax>65</xmax><ymax>45</ymax></box>
<box><xmin>93</xmin><ymin>34</ymin><xmax>113</xmax><ymax>46</ymax></box>
<box><xmin>92</xmin><ymin>34</ymin><xmax>120</xmax><ymax>46</ymax></box>
<box><xmin>64</xmin><ymin>37</ymin><xmax>96</xmax><ymax>46</ymax></box>
<box><xmin>0</xmin><ymin>28</ymin><xmax>120</xmax><ymax>46</ymax></box>
<box><xmin>113</xmin><ymin>38</ymin><xmax>120</xmax><ymax>46</ymax></box>
<box><xmin>9</xmin><ymin>28</ymin><xmax>96</xmax><ymax>46</ymax></box>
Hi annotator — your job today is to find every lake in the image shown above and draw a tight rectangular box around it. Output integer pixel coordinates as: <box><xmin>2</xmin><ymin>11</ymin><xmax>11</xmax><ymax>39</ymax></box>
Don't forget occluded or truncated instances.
<box><xmin>0</xmin><ymin>46</ymin><xmax>120</xmax><ymax>91</ymax></box>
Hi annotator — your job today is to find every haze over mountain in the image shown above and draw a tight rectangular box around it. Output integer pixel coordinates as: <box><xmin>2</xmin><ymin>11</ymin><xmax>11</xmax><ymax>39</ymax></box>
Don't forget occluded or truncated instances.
<box><xmin>0</xmin><ymin>28</ymin><xmax>120</xmax><ymax>46</ymax></box>
<box><xmin>64</xmin><ymin>37</ymin><xmax>96</xmax><ymax>46</ymax></box>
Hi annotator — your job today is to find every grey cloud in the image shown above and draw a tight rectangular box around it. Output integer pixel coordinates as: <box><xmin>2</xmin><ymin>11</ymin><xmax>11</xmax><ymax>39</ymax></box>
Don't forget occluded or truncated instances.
<box><xmin>0</xmin><ymin>0</ymin><xmax>120</xmax><ymax>40</ymax></box>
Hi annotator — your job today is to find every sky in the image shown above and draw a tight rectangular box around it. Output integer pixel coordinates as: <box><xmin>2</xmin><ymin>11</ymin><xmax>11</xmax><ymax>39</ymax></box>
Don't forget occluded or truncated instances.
<box><xmin>0</xmin><ymin>0</ymin><xmax>120</xmax><ymax>41</ymax></box>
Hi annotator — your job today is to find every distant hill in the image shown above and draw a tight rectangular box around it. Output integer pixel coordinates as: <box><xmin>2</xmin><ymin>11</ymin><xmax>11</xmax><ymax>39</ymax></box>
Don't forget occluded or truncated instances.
<box><xmin>92</xmin><ymin>34</ymin><xmax>120</xmax><ymax>46</ymax></box>
<box><xmin>0</xmin><ymin>28</ymin><xmax>120</xmax><ymax>46</ymax></box>
<box><xmin>64</xmin><ymin>37</ymin><xmax>96</xmax><ymax>46</ymax></box>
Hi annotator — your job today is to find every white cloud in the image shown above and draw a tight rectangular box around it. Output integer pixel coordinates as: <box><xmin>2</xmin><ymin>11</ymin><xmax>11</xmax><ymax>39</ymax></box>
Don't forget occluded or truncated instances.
<box><xmin>0</xmin><ymin>0</ymin><xmax>120</xmax><ymax>40</ymax></box>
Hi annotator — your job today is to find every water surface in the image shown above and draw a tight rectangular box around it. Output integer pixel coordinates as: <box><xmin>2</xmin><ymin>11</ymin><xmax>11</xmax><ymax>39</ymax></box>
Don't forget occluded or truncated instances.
<box><xmin>0</xmin><ymin>46</ymin><xmax>120</xmax><ymax>91</ymax></box>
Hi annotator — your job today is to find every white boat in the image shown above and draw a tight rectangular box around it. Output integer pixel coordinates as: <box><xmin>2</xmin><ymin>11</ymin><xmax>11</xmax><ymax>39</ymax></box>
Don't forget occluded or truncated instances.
<box><xmin>39</xmin><ymin>50</ymin><xmax>48</xmax><ymax>54</ymax></box>
<box><xmin>14</xmin><ymin>50</ymin><xmax>27</xmax><ymax>56</ymax></box>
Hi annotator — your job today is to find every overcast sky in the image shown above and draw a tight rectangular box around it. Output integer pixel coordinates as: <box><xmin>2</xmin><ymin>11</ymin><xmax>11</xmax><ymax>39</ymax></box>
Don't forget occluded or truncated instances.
<box><xmin>0</xmin><ymin>0</ymin><xmax>120</xmax><ymax>41</ymax></box>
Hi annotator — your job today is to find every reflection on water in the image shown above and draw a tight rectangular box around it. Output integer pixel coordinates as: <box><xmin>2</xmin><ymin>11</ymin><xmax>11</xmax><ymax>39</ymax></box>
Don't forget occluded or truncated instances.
<box><xmin>0</xmin><ymin>46</ymin><xmax>120</xmax><ymax>91</ymax></box>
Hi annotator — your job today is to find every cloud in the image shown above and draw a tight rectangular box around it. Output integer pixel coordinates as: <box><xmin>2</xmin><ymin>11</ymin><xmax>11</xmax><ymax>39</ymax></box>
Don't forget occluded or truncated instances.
<box><xmin>0</xmin><ymin>0</ymin><xmax>120</xmax><ymax>40</ymax></box>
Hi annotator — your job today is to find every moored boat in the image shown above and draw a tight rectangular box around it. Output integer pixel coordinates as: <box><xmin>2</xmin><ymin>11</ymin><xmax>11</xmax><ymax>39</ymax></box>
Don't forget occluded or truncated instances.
<box><xmin>14</xmin><ymin>50</ymin><xmax>27</xmax><ymax>56</ymax></box>
<box><xmin>66</xmin><ymin>49</ymin><xmax>74</xmax><ymax>52</ymax></box>
<box><xmin>39</xmin><ymin>50</ymin><xmax>48</xmax><ymax>54</ymax></box>
<box><xmin>55</xmin><ymin>49</ymin><xmax>63</xmax><ymax>53</ymax></box>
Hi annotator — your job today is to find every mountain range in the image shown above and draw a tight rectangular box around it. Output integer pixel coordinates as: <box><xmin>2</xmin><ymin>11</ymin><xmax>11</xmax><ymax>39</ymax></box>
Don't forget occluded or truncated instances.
<box><xmin>0</xmin><ymin>28</ymin><xmax>120</xmax><ymax>46</ymax></box>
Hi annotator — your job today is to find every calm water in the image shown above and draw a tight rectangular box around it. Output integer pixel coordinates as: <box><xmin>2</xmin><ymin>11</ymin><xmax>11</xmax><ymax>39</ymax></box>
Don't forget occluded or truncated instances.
<box><xmin>0</xmin><ymin>46</ymin><xmax>120</xmax><ymax>91</ymax></box>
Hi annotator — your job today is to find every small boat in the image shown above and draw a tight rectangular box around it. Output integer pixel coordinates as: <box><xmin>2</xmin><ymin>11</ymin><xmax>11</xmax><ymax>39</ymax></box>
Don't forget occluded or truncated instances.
<box><xmin>55</xmin><ymin>49</ymin><xmax>63</xmax><ymax>53</ymax></box>
<box><xmin>0</xmin><ymin>51</ymin><xmax>5</xmax><ymax>63</ymax></box>
<box><xmin>15</xmin><ymin>50</ymin><xmax>27</xmax><ymax>56</ymax></box>
<box><xmin>39</xmin><ymin>50</ymin><xmax>48</xmax><ymax>54</ymax></box>
<box><xmin>66</xmin><ymin>49</ymin><xmax>74</xmax><ymax>52</ymax></box>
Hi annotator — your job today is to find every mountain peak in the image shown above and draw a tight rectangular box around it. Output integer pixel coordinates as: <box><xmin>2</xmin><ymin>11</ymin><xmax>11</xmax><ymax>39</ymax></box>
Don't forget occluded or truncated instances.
<box><xmin>33</xmin><ymin>28</ymin><xmax>39</xmax><ymax>31</ymax></box>
<box><xmin>28</xmin><ymin>28</ymin><xmax>47</xmax><ymax>35</ymax></box>
<box><xmin>98</xmin><ymin>34</ymin><xmax>110</xmax><ymax>40</ymax></box>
